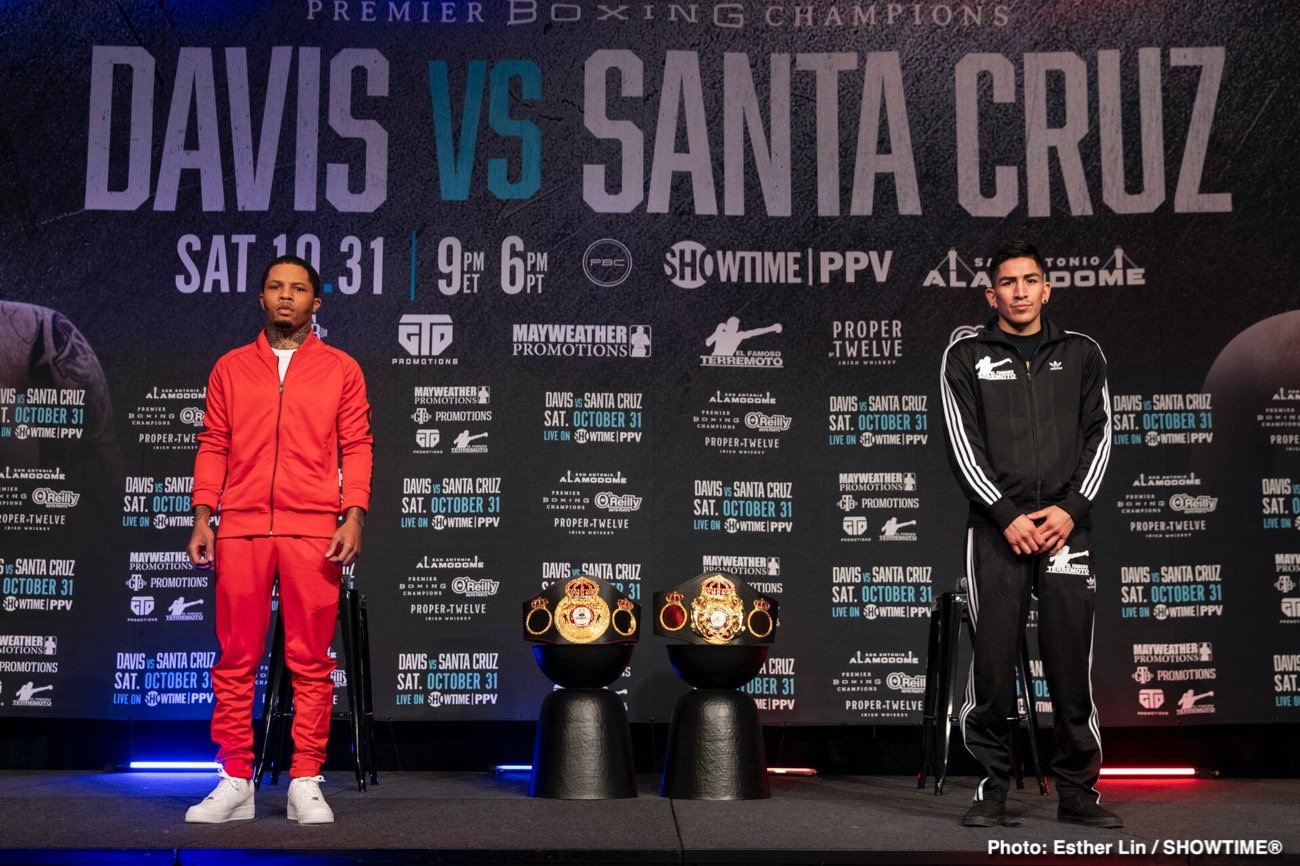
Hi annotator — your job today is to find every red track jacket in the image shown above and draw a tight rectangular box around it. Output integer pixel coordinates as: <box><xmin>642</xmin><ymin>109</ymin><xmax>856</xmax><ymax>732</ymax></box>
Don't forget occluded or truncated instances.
<box><xmin>192</xmin><ymin>331</ymin><xmax>373</xmax><ymax>538</ymax></box>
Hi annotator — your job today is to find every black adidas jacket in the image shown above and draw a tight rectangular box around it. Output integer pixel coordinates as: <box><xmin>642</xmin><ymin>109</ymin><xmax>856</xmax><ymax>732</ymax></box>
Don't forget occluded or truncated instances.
<box><xmin>940</xmin><ymin>318</ymin><xmax>1111</xmax><ymax>530</ymax></box>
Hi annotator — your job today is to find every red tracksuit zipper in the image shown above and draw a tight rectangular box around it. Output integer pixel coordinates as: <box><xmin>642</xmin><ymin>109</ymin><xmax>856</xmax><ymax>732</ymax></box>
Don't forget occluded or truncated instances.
<box><xmin>268</xmin><ymin>369</ymin><xmax>287</xmax><ymax>535</ymax></box>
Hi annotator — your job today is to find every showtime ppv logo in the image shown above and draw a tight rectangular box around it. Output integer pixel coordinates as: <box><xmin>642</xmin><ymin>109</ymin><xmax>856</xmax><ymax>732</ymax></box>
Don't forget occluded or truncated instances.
<box><xmin>665</xmin><ymin>241</ymin><xmax>891</xmax><ymax>288</ymax></box>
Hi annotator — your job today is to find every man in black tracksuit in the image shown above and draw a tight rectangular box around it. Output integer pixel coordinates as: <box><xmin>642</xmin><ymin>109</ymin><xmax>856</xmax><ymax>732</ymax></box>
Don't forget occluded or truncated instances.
<box><xmin>940</xmin><ymin>240</ymin><xmax>1121</xmax><ymax>829</ymax></box>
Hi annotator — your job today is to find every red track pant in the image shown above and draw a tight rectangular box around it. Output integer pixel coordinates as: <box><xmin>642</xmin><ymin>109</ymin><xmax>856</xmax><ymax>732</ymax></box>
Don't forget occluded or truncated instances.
<box><xmin>210</xmin><ymin>535</ymin><xmax>340</xmax><ymax>779</ymax></box>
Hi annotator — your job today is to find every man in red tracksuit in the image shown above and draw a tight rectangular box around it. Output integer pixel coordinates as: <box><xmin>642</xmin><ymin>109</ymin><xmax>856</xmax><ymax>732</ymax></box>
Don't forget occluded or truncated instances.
<box><xmin>184</xmin><ymin>255</ymin><xmax>372</xmax><ymax>824</ymax></box>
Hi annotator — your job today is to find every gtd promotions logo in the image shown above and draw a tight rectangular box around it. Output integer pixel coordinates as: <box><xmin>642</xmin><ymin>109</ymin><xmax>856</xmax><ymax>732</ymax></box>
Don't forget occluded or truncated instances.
<box><xmin>583</xmin><ymin>239</ymin><xmax>632</xmax><ymax>288</ymax></box>
<box><xmin>1138</xmin><ymin>688</ymin><xmax>1164</xmax><ymax>709</ymax></box>
<box><xmin>395</xmin><ymin>314</ymin><xmax>457</xmax><ymax>365</ymax></box>
<box><xmin>843</xmin><ymin>516</ymin><xmax>869</xmax><ymax>537</ymax></box>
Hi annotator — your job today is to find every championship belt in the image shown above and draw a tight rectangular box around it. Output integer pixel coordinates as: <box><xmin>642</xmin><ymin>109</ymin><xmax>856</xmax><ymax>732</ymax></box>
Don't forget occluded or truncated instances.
<box><xmin>523</xmin><ymin>574</ymin><xmax>641</xmax><ymax>645</ymax></box>
<box><xmin>653</xmin><ymin>571</ymin><xmax>779</xmax><ymax>645</ymax></box>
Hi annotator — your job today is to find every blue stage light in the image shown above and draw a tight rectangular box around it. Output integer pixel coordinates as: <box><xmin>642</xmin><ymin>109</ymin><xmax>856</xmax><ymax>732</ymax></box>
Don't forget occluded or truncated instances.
<box><xmin>128</xmin><ymin>760</ymin><xmax>221</xmax><ymax>770</ymax></box>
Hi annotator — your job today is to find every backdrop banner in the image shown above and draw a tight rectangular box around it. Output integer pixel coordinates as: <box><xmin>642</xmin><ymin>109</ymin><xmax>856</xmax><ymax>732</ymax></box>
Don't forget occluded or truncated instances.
<box><xmin>1</xmin><ymin>1</ymin><xmax>1297</xmax><ymax>726</ymax></box>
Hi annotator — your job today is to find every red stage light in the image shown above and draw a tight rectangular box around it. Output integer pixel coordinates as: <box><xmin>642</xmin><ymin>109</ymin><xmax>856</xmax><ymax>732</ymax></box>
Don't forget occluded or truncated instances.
<box><xmin>1099</xmin><ymin>766</ymin><xmax>1200</xmax><ymax>777</ymax></box>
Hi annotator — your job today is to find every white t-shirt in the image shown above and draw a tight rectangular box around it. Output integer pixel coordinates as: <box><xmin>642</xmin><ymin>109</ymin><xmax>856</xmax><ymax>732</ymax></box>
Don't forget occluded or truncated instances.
<box><xmin>271</xmin><ymin>347</ymin><xmax>296</xmax><ymax>383</ymax></box>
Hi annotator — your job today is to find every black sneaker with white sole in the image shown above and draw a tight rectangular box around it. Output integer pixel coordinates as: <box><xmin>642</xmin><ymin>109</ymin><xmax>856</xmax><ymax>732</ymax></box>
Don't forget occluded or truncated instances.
<box><xmin>961</xmin><ymin>798</ymin><xmax>1007</xmax><ymax>827</ymax></box>
<box><xmin>1057</xmin><ymin>796</ymin><xmax>1124</xmax><ymax>828</ymax></box>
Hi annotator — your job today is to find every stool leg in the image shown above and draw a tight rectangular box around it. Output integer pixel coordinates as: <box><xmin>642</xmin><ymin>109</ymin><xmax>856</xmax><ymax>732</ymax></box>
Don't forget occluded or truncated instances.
<box><xmin>254</xmin><ymin>611</ymin><xmax>287</xmax><ymax>790</ymax></box>
<box><xmin>356</xmin><ymin>595</ymin><xmax>378</xmax><ymax>787</ymax></box>
<box><xmin>338</xmin><ymin>586</ymin><xmax>365</xmax><ymax>792</ymax></box>
<box><xmin>935</xmin><ymin>594</ymin><xmax>964</xmax><ymax>795</ymax></box>
<box><xmin>269</xmin><ymin>611</ymin><xmax>294</xmax><ymax>787</ymax></box>
<box><xmin>1019</xmin><ymin>641</ymin><xmax>1048</xmax><ymax>795</ymax></box>
<box><xmin>918</xmin><ymin>595</ymin><xmax>946</xmax><ymax>790</ymax></box>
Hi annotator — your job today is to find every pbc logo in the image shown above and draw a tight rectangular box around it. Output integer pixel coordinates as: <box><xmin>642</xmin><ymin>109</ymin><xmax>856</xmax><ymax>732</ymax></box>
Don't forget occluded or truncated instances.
<box><xmin>842</xmin><ymin>516</ymin><xmax>869</xmax><ymax>537</ymax></box>
<box><xmin>582</xmin><ymin>239</ymin><xmax>632</xmax><ymax>288</ymax></box>
<box><xmin>398</xmin><ymin>314</ymin><xmax>454</xmax><ymax>357</ymax></box>
<box><xmin>1138</xmin><ymin>688</ymin><xmax>1164</xmax><ymax>709</ymax></box>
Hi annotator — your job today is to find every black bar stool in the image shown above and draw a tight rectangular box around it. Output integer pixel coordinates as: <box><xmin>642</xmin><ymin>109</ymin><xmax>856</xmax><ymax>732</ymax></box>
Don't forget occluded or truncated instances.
<box><xmin>917</xmin><ymin>589</ymin><xmax>1047</xmax><ymax>796</ymax></box>
<box><xmin>254</xmin><ymin>576</ymin><xmax>378</xmax><ymax>791</ymax></box>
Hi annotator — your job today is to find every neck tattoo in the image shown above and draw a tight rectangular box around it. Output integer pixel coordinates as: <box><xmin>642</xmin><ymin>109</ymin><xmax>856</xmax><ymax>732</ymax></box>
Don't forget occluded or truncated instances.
<box><xmin>267</xmin><ymin>323</ymin><xmax>311</xmax><ymax>350</ymax></box>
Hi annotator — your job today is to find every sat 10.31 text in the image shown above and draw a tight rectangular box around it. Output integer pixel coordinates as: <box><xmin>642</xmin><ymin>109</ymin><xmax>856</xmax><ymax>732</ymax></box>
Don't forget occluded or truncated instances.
<box><xmin>175</xmin><ymin>233</ymin><xmax>385</xmax><ymax>294</ymax></box>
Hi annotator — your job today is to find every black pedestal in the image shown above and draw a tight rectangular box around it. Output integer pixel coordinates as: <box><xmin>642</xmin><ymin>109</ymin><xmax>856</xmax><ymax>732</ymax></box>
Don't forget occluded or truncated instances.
<box><xmin>529</xmin><ymin>688</ymin><xmax>637</xmax><ymax>799</ymax></box>
<box><xmin>661</xmin><ymin>689</ymin><xmax>770</xmax><ymax>800</ymax></box>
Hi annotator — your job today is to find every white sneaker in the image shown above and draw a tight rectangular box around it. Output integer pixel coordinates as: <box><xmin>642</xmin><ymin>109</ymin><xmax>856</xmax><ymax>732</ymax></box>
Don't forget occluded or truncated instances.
<box><xmin>184</xmin><ymin>769</ymin><xmax>255</xmax><ymax>823</ymax></box>
<box><xmin>287</xmin><ymin>775</ymin><xmax>334</xmax><ymax>824</ymax></box>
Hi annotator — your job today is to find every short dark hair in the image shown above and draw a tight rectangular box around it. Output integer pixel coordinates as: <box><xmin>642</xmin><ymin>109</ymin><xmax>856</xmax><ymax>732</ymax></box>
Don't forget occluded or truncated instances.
<box><xmin>988</xmin><ymin>240</ymin><xmax>1046</xmax><ymax>281</ymax></box>
<box><xmin>260</xmin><ymin>254</ymin><xmax>322</xmax><ymax>297</ymax></box>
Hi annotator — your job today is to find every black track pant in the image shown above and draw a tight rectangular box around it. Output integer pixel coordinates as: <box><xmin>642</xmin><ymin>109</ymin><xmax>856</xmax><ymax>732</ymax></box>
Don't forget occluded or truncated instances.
<box><xmin>959</xmin><ymin>522</ymin><xmax>1103</xmax><ymax>802</ymax></box>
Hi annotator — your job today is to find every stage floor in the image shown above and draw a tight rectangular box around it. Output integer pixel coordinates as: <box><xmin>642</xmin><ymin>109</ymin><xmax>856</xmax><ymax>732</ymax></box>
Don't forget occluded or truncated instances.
<box><xmin>0</xmin><ymin>771</ymin><xmax>1296</xmax><ymax>864</ymax></box>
